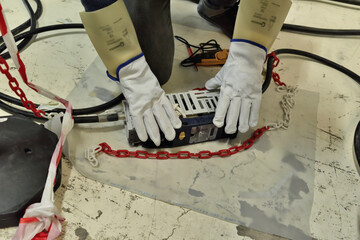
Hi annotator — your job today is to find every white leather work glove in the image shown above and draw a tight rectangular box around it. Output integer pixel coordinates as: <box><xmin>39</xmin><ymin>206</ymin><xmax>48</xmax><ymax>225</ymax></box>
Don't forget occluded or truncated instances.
<box><xmin>109</xmin><ymin>53</ymin><xmax>182</xmax><ymax>146</ymax></box>
<box><xmin>205</xmin><ymin>40</ymin><xmax>266</xmax><ymax>134</ymax></box>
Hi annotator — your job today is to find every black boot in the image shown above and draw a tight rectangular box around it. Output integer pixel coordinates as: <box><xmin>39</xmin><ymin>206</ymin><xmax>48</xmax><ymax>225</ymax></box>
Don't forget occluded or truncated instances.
<box><xmin>197</xmin><ymin>0</ymin><xmax>239</xmax><ymax>38</ymax></box>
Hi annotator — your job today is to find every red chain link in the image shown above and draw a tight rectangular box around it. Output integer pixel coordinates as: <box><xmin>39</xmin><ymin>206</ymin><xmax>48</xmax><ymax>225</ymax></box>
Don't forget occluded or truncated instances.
<box><xmin>267</xmin><ymin>52</ymin><xmax>286</xmax><ymax>87</ymax></box>
<box><xmin>0</xmin><ymin>56</ymin><xmax>45</xmax><ymax>117</ymax></box>
<box><xmin>272</xmin><ymin>72</ymin><xmax>286</xmax><ymax>86</ymax></box>
<box><xmin>192</xmin><ymin>87</ymin><xmax>207</xmax><ymax>91</ymax></box>
<box><xmin>98</xmin><ymin>126</ymin><xmax>269</xmax><ymax>160</ymax></box>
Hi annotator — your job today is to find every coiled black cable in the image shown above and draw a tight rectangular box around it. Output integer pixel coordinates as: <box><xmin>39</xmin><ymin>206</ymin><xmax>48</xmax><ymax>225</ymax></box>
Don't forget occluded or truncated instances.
<box><xmin>282</xmin><ymin>24</ymin><xmax>360</xmax><ymax>36</ymax></box>
<box><xmin>3</xmin><ymin>0</ymin><xmax>42</xmax><ymax>37</ymax></box>
<box><xmin>0</xmin><ymin>98</ymin><xmax>124</xmax><ymax>123</ymax></box>
<box><xmin>0</xmin><ymin>0</ymin><xmax>37</xmax><ymax>60</ymax></box>
<box><xmin>0</xmin><ymin>2</ymin><xmax>126</xmax><ymax>119</ymax></box>
<box><xmin>355</xmin><ymin>121</ymin><xmax>360</xmax><ymax>171</ymax></box>
<box><xmin>0</xmin><ymin>90</ymin><xmax>124</xmax><ymax>116</ymax></box>
<box><xmin>0</xmin><ymin>20</ymin><xmax>127</xmax><ymax>121</ymax></box>
<box><xmin>328</xmin><ymin>0</ymin><xmax>360</xmax><ymax>6</ymax></box>
<box><xmin>0</xmin><ymin>0</ymin><xmax>42</xmax><ymax>47</ymax></box>
<box><xmin>2</xmin><ymin>47</ymin><xmax>358</xmax><ymax>123</ymax></box>
<box><xmin>272</xmin><ymin>49</ymin><xmax>360</xmax><ymax>85</ymax></box>
<box><xmin>0</xmin><ymin>0</ymin><xmax>359</xmax><ymax>123</ymax></box>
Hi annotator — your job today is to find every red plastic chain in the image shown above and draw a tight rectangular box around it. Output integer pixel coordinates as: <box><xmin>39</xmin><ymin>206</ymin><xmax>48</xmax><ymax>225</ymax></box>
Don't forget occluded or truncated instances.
<box><xmin>0</xmin><ymin>56</ymin><xmax>45</xmax><ymax>117</ymax></box>
<box><xmin>192</xmin><ymin>87</ymin><xmax>207</xmax><ymax>91</ymax></box>
<box><xmin>98</xmin><ymin>126</ymin><xmax>269</xmax><ymax>160</ymax></box>
<box><xmin>267</xmin><ymin>52</ymin><xmax>286</xmax><ymax>86</ymax></box>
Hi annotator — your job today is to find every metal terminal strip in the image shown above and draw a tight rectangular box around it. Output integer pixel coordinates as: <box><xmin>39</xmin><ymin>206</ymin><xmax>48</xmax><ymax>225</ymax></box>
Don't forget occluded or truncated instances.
<box><xmin>166</xmin><ymin>90</ymin><xmax>219</xmax><ymax>116</ymax></box>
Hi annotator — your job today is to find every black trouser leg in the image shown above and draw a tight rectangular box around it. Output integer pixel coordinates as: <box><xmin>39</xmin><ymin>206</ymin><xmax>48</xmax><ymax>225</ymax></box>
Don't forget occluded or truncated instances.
<box><xmin>197</xmin><ymin>0</ymin><xmax>239</xmax><ymax>38</ymax></box>
<box><xmin>124</xmin><ymin>0</ymin><xmax>173</xmax><ymax>85</ymax></box>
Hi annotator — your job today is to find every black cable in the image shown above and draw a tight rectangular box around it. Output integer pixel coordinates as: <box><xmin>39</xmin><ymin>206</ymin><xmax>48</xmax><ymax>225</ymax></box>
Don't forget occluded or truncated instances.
<box><xmin>13</xmin><ymin>23</ymin><xmax>85</xmax><ymax>39</ymax></box>
<box><xmin>0</xmin><ymin>90</ymin><xmax>125</xmax><ymax>115</ymax></box>
<box><xmin>262</xmin><ymin>57</ymin><xmax>273</xmax><ymax>93</ymax></box>
<box><xmin>328</xmin><ymin>0</ymin><xmax>360</xmax><ymax>6</ymax></box>
<box><xmin>272</xmin><ymin>49</ymin><xmax>360</xmax><ymax>85</ymax></box>
<box><xmin>0</xmin><ymin>98</ymin><xmax>124</xmax><ymax>124</ymax></box>
<box><xmin>12</xmin><ymin>23</ymin><xmax>360</xmax><ymax>44</ymax></box>
<box><xmin>0</xmin><ymin>99</ymin><xmax>38</xmax><ymax>119</ymax></box>
<box><xmin>9</xmin><ymin>0</ymin><xmax>42</xmax><ymax>36</ymax></box>
<box><xmin>354</xmin><ymin>121</ymin><xmax>360</xmax><ymax>170</ymax></box>
<box><xmin>0</xmin><ymin>23</ymin><xmax>84</xmax><ymax>56</ymax></box>
<box><xmin>175</xmin><ymin>36</ymin><xmax>223</xmax><ymax>67</ymax></box>
<box><xmin>2</xmin><ymin>47</ymin><xmax>358</xmax><ymax>123</ymax></box>
<box><xmin>282</xmin><ymin>24</ymin><xmax>360</xmax><ymax>36</ymax></box>
<box><xmin>58</xmin><ymin>94</ymin><xmax>125</xmax><ymax>115</ymax></box>
<box><xmin>175</xmin><ymin>36</ymin><xmax>222</xmax><ymax>52</ymax></box>
<box><xmin>0</xmin><ymin>1</ymin><xmax>358</xmax><ymax>122</ymax></box>
<box><xmin>0</xmin><ymin>92</ymin><xmax>26</xmax><ymax>107</ymax></box>
<box><xmin>0</xmin><ymin>22</ymin><xmax>129</xmax><ymax>117</ymax></box>
<box><xmin>0</xmin><ymin>0</ymin><xmax>37</xmax><ymax>59</ymax></box>
<box><xmin>0</xmin><ymin>23</ymin><xmax>358</xmax><ymax>122</ymax></box>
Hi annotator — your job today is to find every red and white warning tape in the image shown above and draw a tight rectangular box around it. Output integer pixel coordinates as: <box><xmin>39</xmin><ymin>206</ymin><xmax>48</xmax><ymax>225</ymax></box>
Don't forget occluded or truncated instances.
<box><xmin>0</xmin><ymin>4</ymin><xmax>74</xmax><ymax>240</ymax></box>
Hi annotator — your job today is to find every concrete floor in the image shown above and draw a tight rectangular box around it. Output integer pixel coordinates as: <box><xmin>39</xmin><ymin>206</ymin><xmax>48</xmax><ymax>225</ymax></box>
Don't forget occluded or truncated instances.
<box><xmin>0</xmin><ymin>0</ymin><xmax>360</xmax><ymax>239</ymax></box>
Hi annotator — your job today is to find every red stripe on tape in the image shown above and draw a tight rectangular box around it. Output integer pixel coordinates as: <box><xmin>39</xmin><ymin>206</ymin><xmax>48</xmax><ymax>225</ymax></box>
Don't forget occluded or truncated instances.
<box><xmin>33</xmin><ymin>231</ymin><xmax>49</xmax><ymax>240</ymax></box>
<box><xmin>19</xmin><ymin>217</ymin><xmax>39</xmax><ymax>224</ymax></box>
<box><xmin>0</xmin><ymin>5</ymin><xmax>8</xmax><ymax>35</ymax></box>
<box><xmin>17</xmin><ymin>52</ymin><xmax>28</xmax><ymax>84</ymax></box>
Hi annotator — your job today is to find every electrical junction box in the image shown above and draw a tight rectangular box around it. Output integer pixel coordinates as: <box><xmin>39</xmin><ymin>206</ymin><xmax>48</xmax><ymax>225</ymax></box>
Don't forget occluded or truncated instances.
<box><xmin>0</xmin><ymin>115</ymin><xmax>61</xmax><ymax>228</ymax></box>
<box><xmin>123</xmin><ymin>90</ymin><xmax>237</xmax><ymax>148</ymax></box>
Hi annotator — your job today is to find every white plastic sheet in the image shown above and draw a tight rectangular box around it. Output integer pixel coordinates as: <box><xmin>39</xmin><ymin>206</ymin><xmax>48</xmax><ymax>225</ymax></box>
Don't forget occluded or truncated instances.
<box><xmin>66</xmin><ymin>57</ymin><xmax>318</xmax><ymax>239</ymax></box>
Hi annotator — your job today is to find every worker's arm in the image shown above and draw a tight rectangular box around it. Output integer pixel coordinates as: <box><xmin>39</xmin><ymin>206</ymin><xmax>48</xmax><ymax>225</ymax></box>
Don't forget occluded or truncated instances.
<box><xmin>80</xmin><ymin>0</ymin><xmax>181</xmax><ymax>146</ymax></box>
<box><xmin>206</xmin><ymin>0</ymin><xmax>292</xmax><ymax>134</ymax></box>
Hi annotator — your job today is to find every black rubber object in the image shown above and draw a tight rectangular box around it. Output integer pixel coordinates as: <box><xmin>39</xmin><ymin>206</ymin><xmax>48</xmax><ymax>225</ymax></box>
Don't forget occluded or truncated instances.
<box><xmin>0</xmin><ymin>115</ymin><xmax>61</xmax><ymax>228</ymax></box>
<box><xmin>133</xmin><ymin>113</ymin><xmax>238</xmax><ymax>148</ymax></box>
<box><xmin>328</xmin><ymin>0</ymin><xmax>360</xmax><ymax>6</ymax></box>
<box><xmin>354</xmin><ymin>121</ymin><xmax>360</xmax><ymax>173</ymax></box>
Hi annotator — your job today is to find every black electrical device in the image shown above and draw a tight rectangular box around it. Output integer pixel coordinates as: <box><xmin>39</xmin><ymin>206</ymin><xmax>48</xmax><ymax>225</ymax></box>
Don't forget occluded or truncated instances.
<box><xmin>124</xmin><ymin>90</ymin><xmax>238</xmax><ymax>148</ymax></box>
<box><xmin>133</xmin><ymin>114</ymin><xmax>238</xmax><ymax>148</ymax></box>
<box><xmin>0</xmin><ymin>115</ymin><xmax>61</xmax><ymax>228</ymax></box>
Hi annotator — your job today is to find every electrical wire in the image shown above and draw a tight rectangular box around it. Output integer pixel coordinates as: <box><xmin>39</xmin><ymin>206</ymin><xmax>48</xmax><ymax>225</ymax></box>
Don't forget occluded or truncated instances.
<box><xmin>263</xmin><ymin>58</ymin><xmax>273</xmax><ymax>93</ymax></box>
<box><xmin>175</xmin><ymin>36</ymin><xmax>223</xmax><ymax>67</ymax></box>
<box><xmin>327</xmin><ymin>0</ymin><xmax>360</xmax><ymax>6</ymax></box>
<box><xmin>0</xmin><ymin>0</ymin><xmax>359</xmax><ymax>123</ymax></box>
<box><xmin>0</xmin><ymin>2</ymin><xmax>126</xmax><ymax>119</ymax></box>
<box><xmin>1</xmin><ymin>47</ymin><xmax>358</xmax><ymax>123</ymax></box>
<box><xmin>0</xmin><ymin>90</ymin><xmax>124</xmax><ymax>115</ymax></box>
<box><xmin>175</xmin><ymin>36</ymin><xmax>222</xmax><ymax>52</ymax></box>
<box><xmin>280</xmin><ymin>0</ymin><xmax>360</xmax><ymax>35</ymax></box>
<box><xmin>282</xmin><ymin>24</ymin><xmax>360</xmax><ymax>36</ymax></box>
<box><xmin>272</xmin><ymin>49</ymin><xmax>360</xmax><ymax>85</ymax></box>
<box><xmin>0</xmin><ymin>0</ymin><xmax>37</xmax><ymax>60</ymax></box>
<box><xmin>355</xmin><ymin>121</ymin><xmax>360</xmax><ymax>170</ymax></box>
<box><xmin>4</xmin><ymin>0</ymin><xmax>42</xmax><ymax>37</ymax></box>
<box><xmin>0</xmin><ymin>98</ymin><xmax>125</xmax><ymax>124</ymax></box>
<box><xmin>0</xmin><ymin>23</ymin><xmax>85</xmax><ymax>58</ymax></box>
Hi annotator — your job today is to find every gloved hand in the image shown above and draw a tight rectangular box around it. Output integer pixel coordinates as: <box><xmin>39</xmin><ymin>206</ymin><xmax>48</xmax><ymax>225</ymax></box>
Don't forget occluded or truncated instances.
<box><xmin>111</xmin><ymin>53</ymin><xmax>182</xmax><ymax>146</ymax></box>
<box><xmin>205</xmin><ymin>40</ymin><xmax>266</xmax><ymax>134</ymax></box>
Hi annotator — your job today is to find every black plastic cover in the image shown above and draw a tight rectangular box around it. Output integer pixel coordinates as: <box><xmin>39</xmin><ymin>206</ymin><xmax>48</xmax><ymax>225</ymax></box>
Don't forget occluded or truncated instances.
<box><xmin>0</xmin><ymin>115</ymin><xmax>61</xmax><ymax>228</ymax></box>
<box><xmin>137</xmin><ymin>113</ymin><xmax>238</xmax><ymax>148</ymax></box>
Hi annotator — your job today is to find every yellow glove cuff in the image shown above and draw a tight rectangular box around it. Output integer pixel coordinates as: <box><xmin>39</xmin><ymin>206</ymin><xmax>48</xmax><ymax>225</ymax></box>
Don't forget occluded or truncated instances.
<box><xmin>80</xmin><ymin>0</ymin><xmax>142</xmax><ymax>78</ymax></box>
<box><xmin>233</xmin><ymin>0</ymin><xmax>292</xmax><ymax>50</ymax></box>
